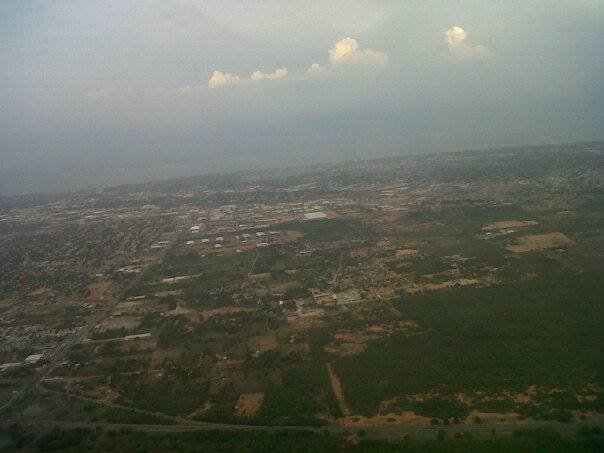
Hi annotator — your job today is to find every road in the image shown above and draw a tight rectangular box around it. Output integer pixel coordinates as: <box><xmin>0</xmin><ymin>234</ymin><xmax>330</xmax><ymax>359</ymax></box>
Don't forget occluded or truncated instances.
<box><xmin>1</xmin><ymin>416</ymin><xmax>599</xmax><ymax>441</ymax></box>
<box><xmin>247</xmin><ymin>249</ymin><xmax>260</xmax><ymax>276</ymax></box>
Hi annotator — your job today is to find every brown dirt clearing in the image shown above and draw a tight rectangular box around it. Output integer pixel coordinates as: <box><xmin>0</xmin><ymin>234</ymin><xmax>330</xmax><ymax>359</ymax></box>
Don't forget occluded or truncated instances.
<box><xmin>395</xmin><ymin>249</ymin><xmax>419</xmax><ymax>258</ymax></box>
<box><xmin>88</xmin><ymin>281</ymin><xmax>113</xmax><ymax>301</ymax></box>
<box><xmin>483</xmin><ymin>220</ymin><xmax>537</xmax><ymax>231</ymax></box>
<box><xmin>326</xmin><ymin>363</ymin><xmax>351</xmax><ymax>416</ymax></box>
<box><xmin>249</xmin><ymin>334</ymin><xmax>278</xmax><ymax>352</ymax></box>
<box><xmin>507</xmin><ymin>232</ymin><xmax>575</xmax><ymax>252</ymax></box>
<box><xmin>234</xmin><ymin>392</ymin><xmax>264</xmax><ymax>417</ymax></box>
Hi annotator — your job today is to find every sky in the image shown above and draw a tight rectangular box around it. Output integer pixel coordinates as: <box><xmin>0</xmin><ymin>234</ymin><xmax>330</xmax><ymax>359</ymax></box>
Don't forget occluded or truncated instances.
<box><xmin>1</xmin><ymin>1</ymin><xmax>603</xmax><ymax>194</ymax></box>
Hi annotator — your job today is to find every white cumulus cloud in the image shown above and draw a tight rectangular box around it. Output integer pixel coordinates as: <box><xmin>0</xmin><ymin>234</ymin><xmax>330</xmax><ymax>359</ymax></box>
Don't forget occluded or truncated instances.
<box><xmin>304</xmin><ymin>37</ymin><xmax>388</xmax><ymax>80</ymax></box>
<box><xmin>251</xmin><ymin>67</ymin><xmax>288</xmax><ymax>81</ymax></box>
<box><xmin>208</xmin><ymin>70</ymin><xmax>241</xmax><ymax>89</ymax></box>
<box><xmin>328</xmin><ymin>37</ymin><xmax>389</xmax><ymax>67</ymax></box>
<box><xmin>201</xmin><ymin>38</ymin><xmax>388</xmax><ymax>90</ymax></box>
<box><xmin>305</xmin><ymin>62</ymin><xmax>327</xmax><ymax>78</ymax></box>
<box><xmin>207</xmin><ymin>67</ymin><xmax>288</xmax><ymax>89</ymax></box>
<box><xmin>444</xmin><ymin>26</ymin><xmax>489</xmax><ymax>61</ymax></box>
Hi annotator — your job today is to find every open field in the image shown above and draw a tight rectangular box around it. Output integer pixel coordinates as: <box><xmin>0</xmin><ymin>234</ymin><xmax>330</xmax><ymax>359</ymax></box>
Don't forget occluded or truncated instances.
<box><xmin>507</xmin><ymin>232</ymin><xmax>576</xmax><ymax>252</ymax></box>
<box><xmin>483</xmin><ymin>220</ymin><xmax>538</xmax><ymax>231</ymax></box>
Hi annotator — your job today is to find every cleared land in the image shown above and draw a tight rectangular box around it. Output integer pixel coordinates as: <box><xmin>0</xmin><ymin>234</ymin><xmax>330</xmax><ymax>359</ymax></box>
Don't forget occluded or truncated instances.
<box><xmin>483</xmin><ymin>220</ymin><xmax>538</xmax><ymax>231</ymax></box>
<box><xmin>234</xmin><ymin>392</ymin><xmax>264</xmax><ymax>417</ymax></box>
<box><xmin>507</xmin><ymin>232</ymin><xmax>575</xmax><ymax>252</ymax></box>
<box><xmin>249</xmin><ymin>334</ymin><xmax>278</xmax><ymax>352</ymax></box>
<box><xmin>326</xmin><ymin>363</ymin><xmax>350</xmax><ymax>417</ymax></box>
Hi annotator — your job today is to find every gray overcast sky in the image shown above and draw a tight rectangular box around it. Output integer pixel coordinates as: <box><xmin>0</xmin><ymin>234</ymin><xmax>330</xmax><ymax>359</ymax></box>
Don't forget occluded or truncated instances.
<box><xmin>1</xmin><ymin>1</ymin><xmax>603</xmax><ymax>194</ymax></box>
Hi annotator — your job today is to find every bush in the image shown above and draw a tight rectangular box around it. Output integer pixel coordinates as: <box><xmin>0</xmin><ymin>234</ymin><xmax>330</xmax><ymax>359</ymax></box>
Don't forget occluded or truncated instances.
<box><xmin>550</xmin><ymin>409</ymin><xmax>573</xmax><ymax>423</ymax></box>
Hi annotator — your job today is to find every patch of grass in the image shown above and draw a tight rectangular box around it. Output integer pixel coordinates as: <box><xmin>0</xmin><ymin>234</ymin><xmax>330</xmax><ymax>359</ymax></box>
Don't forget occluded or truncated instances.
<box><xmin>115</xmin><ymin>375</ymin><xmax>209</xmax><ymax>417</ymax></box>
<box><xmin>279</xmin><ymin>219</ymin><xmax>376</xmax><ymax>243</ymax></box>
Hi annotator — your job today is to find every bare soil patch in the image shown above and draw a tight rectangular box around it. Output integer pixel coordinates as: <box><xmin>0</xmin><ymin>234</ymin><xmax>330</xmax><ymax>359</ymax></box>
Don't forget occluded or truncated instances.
<box><xmin>234</xmin><ymin>392</ymin><xmax>264</xmax><ymax>417</ymax></box>
<box><xmin>371</xmin><ymin>214</ymin><xmax>401</xmax><ymax>225</ymax></box>
<box><xmin>507</xmin><ymin>232</ymin><xmax>575</xmax><ymax>252</ymax></box>
<box><xmin>376</xmin><ymin>239</ymin><xmax>392</xmax><ymax>249</ymax></box>
<box><xmin>483</xmin><ymin>220</ymin><xmax>537</xmax><ymax>231</ymax></box>
<box><xmin>468</xmin><ymin>409</ymin><xmax>519</xmax><ymax>422</ymax></box>
<box><xmin>88</xmin><ymin>281</ymin><xmax>113</xmax><ymax>301</ymax></box>
<box><xmin>249</xmin><ymin>272</ymin><xmax>271</xmax><ymax>281</ymax></box>
<box><xmin>422</xmin><ymin>278</ymin><xmax>480</xmax><ymax>291</ymax></box>
<box><xmin>287</xmin><ymin>308</ymin><xmax>325</xmax><ymax>328</ymax></box>
<box><xmin>95</xmin><ymin>317</ymin><xmax>141</xmax><ymax>333</ymax></box>
<box><xmin>395</xmin><ymin>249</ymin><xmax>418</xmax><ymax>258</ymax></box>
<box><xmin>338</xmin><ymin>411</ymin><xmax>432</xmax><ymax>428</ymax></box>
<box><xmin>325</xmin><ymin>321</ymin><xmax>418</xmax><ymax>357</ymax></box>
<box><xmin>326</xmin><ymin>363</ymin><xmax>351</xmax><ymax>416</ymax></box>
<box><xmin>285</xmin><ymin>230</ymin><xmax>305</xmax><ymax>239</ymax></box>
<box><xmin>154</xmin><ymin>290</ymin><xmax>182</xmax><ymax>298</ymax></box>
<box><xmin>269</xmin><ymin>281</ymin><xmax>300</xmax><ymax>293</ymax></box>
<box><xmin>166</xmin><ymin>308</ymin><xmax>198</xmax><ymax>323</ymax></box>
<box><xmin>249</xmin><ymin>334</ymin><xmax>278</xmax><ymax>352</ymax></box>
<box><xmin>200</xmin><ymin>307</ymin><xmax>255</xmax><ymax>319</ymax></box>
<box><xmin>324</xmin><ymin>342</ymin><xmax>366</xmax><ymax>357</ymax></box>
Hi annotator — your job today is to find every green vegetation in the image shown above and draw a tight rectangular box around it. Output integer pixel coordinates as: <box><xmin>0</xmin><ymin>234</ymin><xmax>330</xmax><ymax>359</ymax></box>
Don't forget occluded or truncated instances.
<box><xmin>4</xmin><ymin>424</ymin><xmax>603</xmax><ymax>452</ymax></box>
<box><xmin>279</xmin><ymin>219</ymin><xmax>376</xmax><ymax>243</ymax></box>
<box><xmin>385</xmin><ymin>396</ymin><xmax>471</xmax><ymax>419</ymax></box>
<box><xmin>336</xmin><ymin>272</ymin><xmax>604</xmax><ymax>416</ymax></box>
<box><xmin>114</xmin><ymin>375</ymin><xmax>209</xmax><ymax>416</ymax></box>
<box><xmin>235</xmin><ymin>345</ymin><xmax>344</xmax><ymax>425</ymax></box>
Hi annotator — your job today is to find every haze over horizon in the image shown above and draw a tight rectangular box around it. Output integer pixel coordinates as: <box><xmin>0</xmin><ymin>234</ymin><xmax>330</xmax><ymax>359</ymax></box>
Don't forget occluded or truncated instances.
<box><xmin>1</xmin><ymin>1</ymin><xmax>603</xmax><ymax>195</ymax></box>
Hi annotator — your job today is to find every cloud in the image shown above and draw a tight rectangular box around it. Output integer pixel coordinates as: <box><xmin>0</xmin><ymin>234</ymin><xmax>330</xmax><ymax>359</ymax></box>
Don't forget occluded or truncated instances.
<box><xmin>304</xmin><ymin>37</ymin><xmax>389</xmax><ymax>80</ymax></box>
<box><xmin>201</xmin><ymin>37</ymin><xmax>387</xmax><ymax>90</ymax></box>
<box><xmin>328</xmin><ymin>37</ymin><xmax>388</xmax><ymax>67</ymax></box>
<box><xmin>206</xmin><ymin>67</ymin><xmax>288</xmax><ymax>89</ymax></box>
<box><xmin>444</xmin><ymin>26</ymin><xmax>490</xmax><ymax>61</ymax></box>
<box><xmin>305</xmin><ymin>62</ymin><xmax>328</xmax><ymax>78</ymax></box>
<box><xmin>251</xmin><ymin>67</ymin><xmax>288</xmax><ymax>81</ymax></box>
<box><xmin>208</xmin><ymin>70</ymin><xmax>241</xmax><ymax>88</ymax></box>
